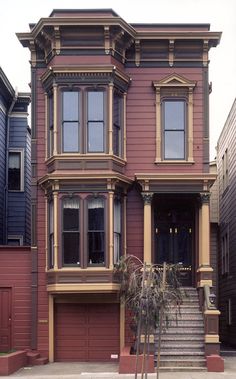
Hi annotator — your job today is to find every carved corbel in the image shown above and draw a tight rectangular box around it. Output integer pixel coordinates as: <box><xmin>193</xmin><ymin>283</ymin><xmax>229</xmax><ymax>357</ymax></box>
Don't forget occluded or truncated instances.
<box><xmin>135</xmin><ymin>40</ymin><xmax>141</xmax><ymax>67</ymax></box>
<box><xmin>54</xmin><ymin>26</ymin><xmax>61</xmax><ymax>55</ymax></box>
<box><xmin>169</xmin><ymin>39</ymin><xmax>175</xmax><ymax>67</ymax></box>
<box><xmin>203</xmin><ymin>40</ymin><xmax>209</xmax><ymax>67</ymax></box>
<box><xmin>104</xmin><ymin>26</ymin><xmax>110</xmax><ymax>54</ymax></box>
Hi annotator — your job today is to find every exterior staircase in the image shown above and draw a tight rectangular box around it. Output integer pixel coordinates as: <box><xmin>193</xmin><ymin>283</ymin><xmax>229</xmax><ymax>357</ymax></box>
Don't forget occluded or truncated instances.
<box><xmin>155</xmin><ymin>286</ymin><xmax>206</xmax><ymax>371</ymax></box>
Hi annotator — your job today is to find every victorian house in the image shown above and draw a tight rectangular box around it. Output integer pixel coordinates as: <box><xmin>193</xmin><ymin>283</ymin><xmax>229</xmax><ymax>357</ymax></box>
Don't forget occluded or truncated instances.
<box><xmin>17</xmin><ymin>9</ymin><xmax>221</xmax><ymax>367</ymax></box>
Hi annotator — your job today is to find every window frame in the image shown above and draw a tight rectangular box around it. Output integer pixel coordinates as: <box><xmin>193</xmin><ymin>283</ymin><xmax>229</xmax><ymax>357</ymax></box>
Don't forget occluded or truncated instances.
<box><xmin>8</xmin><ymin>149</ymin><xmax>24</xmax><ymax>192</ymax></box>
<box><xmin>153</xmin><ymin>74</ymin><xmax>196</xmax><ymax>164</ymax></box>
<box><xmin>62</xmin><ymin>196</ymin><xmax>81</xmax><ymax>267</ymax></box>
<box><xmin>61</xmin><ymin>89</ymin><xmax>81</xmax><ymax>153</ymax></box>
<box><xmin>7</xmin><ymin>235</ymin><xmax>23</xmax><ymax>246</ymax></box>
<box><xmin>162</xmin><ymin>99</ymin><xmax>187</xmax><ymax>160</ymax></box>
<box><xmin>86</xmin><ymin>195</ymin><xmax>106</xmax><ymax>267</ymax></box>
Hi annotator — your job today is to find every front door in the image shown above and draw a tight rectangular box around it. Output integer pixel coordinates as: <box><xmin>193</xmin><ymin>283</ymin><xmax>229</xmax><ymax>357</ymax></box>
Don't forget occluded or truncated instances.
<box><xmin>154</xmin><ymin>207</ymin><xmax>193</xmax><ymax>286</ymax></box>
<box><xmin>0</xmin><ymin>288</ymin><xmax>11</xmax><ymax>352</ymax></box>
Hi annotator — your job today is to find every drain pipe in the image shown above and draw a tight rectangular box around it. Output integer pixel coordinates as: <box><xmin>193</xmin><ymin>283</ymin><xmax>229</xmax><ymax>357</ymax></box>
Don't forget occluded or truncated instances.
<box><xmin>4</xmin><ymin>88</ymin><xmax>18</xmax><ymax>244</ymax></box>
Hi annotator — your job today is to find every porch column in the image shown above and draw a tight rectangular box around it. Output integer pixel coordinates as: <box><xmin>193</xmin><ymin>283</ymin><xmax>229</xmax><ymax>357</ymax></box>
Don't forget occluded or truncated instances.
<box><xmin>141</xmin><ymin>192</ymin><xmax>153</xmax><ymax>264</ymax></box>
<box><xmin>197</xmin><ymin>192</ymin><xmax>213</xmax><ymax>287</ymax></box>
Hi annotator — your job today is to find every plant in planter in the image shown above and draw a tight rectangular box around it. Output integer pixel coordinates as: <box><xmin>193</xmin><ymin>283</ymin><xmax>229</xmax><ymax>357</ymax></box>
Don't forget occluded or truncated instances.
<box><xmin>114</xmin><ymin>255</ymin><xmax>183</xmax><ymax>379</ymax></box>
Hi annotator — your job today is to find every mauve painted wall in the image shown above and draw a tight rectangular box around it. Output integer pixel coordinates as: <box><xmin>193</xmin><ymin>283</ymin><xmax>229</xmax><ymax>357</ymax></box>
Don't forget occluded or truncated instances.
<box><xmin>0</xmin><ymin>247</ymin><xmax>31</xmax><ymax>350</ymax></box>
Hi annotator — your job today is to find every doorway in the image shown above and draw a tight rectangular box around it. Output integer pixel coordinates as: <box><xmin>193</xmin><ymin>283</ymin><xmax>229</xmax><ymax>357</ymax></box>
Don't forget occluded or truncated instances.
<box><xmin>154</xmin><ymin>198</ymin><xmax>194</xmax><ymax>286</ymax></box>
<box><xmin>0</xmin><ymin>288</ymin><xmax>11</xmax><ymax>352</ymax></box>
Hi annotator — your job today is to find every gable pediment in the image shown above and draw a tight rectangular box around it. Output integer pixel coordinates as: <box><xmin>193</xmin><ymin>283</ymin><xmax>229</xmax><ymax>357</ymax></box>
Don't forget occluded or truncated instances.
<box><xmin>153</xmin><ymin>73</ymin><xmax>196</xmax><ymax>89</ymax></box>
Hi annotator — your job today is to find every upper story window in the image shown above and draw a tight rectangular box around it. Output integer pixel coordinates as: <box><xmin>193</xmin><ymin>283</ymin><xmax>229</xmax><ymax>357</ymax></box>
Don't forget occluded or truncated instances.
<box><xmin>62</xmin><ymin>91</ymin><xmax>80</xmax><ymax>153</ymax></box>
<box><xmin>153</xmin><ymin>74</ymin><xmax>196</xmax><ymax>163</ymax></box>
<box><xmin>113</xmin><ymin>92</ymin><xmax>123</xmax><ymax>157</ymax></box>
<box><xmin>46</xmin><ymin>85</ymin><xmax>126</xmax><ymax>160</ymax></box>
<box><xmin>61</xmin><ymin>89</ymin><xmax>106</xmax><ymax>154</ymax></box>
<box><xmin>163</xmin><ymin>100</ymin><xmax>186</xmax><ymax>160</ymax></box>
<box><xmin>8</xmin><ymin>150</ymin><xmax>24</xmax><ymax>191</ymax></box>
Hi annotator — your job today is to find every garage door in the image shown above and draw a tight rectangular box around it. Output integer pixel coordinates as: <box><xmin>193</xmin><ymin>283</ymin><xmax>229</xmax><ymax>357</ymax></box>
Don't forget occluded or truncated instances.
<box><xmin>55</xmin><ymin>303</ymin><xmax>120</xmax><ymax>361</ymax></box>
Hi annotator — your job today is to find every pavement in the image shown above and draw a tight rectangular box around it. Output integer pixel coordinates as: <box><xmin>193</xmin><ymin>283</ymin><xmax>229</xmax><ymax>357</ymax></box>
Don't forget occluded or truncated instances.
<box><xmin>1</xmin><ymin>357</ymin><xmax>236</xmax><ymax>379</ymax></box>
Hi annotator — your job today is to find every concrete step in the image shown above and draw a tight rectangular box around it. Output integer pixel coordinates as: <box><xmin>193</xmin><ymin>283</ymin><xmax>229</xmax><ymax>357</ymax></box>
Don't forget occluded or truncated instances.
<box><xmin>159</xmin><ymin>343</ymin><xmax>205</xmax><ymax>350</ymax></box>
<box><xmin>156</xmin><ymin>334</ymin><xmax>204</xmax><ymax>342</ymax></box>
<box><xmin>159</xmin><ymin>358</ymin><xmax>206</xmax><ymax>367</ymax></box>
<box><xmin>34</xmin><ymin>357</ymin><xmax>49</xmax><ymax>365</ymax></box>
<box><xmin>27</xmin><ymin>351</ymin><xmax>40</xmax><ymax>365</ymax></box>
<box><xmin>160</xmin><ymin>351</ymin><xmax>205</xmax><ymax>357</ymax></box>
<box><xmin>159</xmin><ymin>366</ymin><xmax>207</xmax><ymax>372</ymax></box>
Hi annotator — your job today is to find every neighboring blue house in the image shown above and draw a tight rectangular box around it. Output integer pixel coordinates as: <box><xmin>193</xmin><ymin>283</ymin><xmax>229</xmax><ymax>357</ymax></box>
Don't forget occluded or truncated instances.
<box><xmin>0</xmin><ymin>67</ymin><xmax>31</xmax><ymax>245</ymax></box>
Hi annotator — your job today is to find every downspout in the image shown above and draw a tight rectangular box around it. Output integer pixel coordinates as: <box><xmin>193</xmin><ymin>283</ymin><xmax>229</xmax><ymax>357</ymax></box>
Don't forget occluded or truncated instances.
<box><xmin>4</xmin><ymin>88</ymin><xmax>18</xmax><ymax>244</ymax></box>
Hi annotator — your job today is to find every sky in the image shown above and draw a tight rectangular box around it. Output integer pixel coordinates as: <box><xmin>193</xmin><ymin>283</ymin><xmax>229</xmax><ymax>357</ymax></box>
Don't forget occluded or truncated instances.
<box><xmin>1</xmin><ymin>0</ymin><xmax>235</xmax><ymax>160</ymax></box>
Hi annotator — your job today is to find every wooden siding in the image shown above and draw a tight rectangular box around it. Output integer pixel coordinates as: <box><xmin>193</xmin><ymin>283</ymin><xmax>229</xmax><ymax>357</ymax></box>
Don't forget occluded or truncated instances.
<box><xmin>126</xmin><ymin>188</ymin><xmax>143</xmax><ymax>261</ymax></box>
<box><xmin>8</xmin><ymin>116</ymin><xmax>31</xmax><ymax>245</ymax></box>
<box><xmin>217</xmin><ymin>99</ymin><xmax>236</xmax><ymax>345</ymax></box>
<box><xmin>125</xmin><ymin>67</ymin><xmax>205</xmax><ymax>178</ymax></box>
<box><xmin>0</xmin><ymin>108</ymin><xmax>6</xmax><ymax>244</ymax></box>
<box><xmin>0</xmin><ymin>246</ymin><xmax>31</xmax><ymax>350</ymax></box>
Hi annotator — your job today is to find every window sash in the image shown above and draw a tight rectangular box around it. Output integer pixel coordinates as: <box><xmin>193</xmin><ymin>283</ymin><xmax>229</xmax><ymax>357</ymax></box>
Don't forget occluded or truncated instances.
<box><xmin>62</xmin><ymin>91</ymin><xmax>80</xmax><ymax>153</ymax></box>
<box><xmin>62</xmin><ymin>198</ymin><xmax>80</xmax><ymax>266</ymax></box>
<box><xmin>162</xmin><ymin>100</ymin><xmax>186</xmax><ymax>160</ymax></box>
<box><xmin>88</xmin><ymin>197</ymin><xmax>105</xmax><ymax>265</ymax></box>
<box><xmin>8</xmin><ymin>151</ymin><xmax>23</xmax><ymax>191</ymax></box>
<box><xmin>87</xmin><ymin>91</ymin><xmax>105</xmax><ymax>153</ymax></box>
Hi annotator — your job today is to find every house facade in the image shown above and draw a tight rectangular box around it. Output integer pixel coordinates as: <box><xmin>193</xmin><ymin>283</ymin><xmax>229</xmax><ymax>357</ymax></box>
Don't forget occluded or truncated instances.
<box><xmin>0</xmin><ymin>68</ymin><xmax>31</xmax><ymax>353</ymax></box>
<box><xmin>216</xmin><ymin>99</ymin><xmax>236</xmax><ymax>347</ymax></box>
<box><xmin>17</xmin><ymin>9</ymin><xmax>221</xmax><ymax>363</ymax></box>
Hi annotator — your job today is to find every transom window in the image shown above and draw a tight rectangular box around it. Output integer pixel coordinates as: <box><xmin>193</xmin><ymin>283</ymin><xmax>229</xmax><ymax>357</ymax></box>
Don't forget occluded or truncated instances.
<box><xmin>163</xmin><ymin>100</ymin><xmax>186</xmax><ymax>160</ymax></box>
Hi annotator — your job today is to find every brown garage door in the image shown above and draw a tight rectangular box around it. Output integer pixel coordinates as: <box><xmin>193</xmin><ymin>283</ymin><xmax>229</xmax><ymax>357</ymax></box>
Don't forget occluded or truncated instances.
<box><xmin>55</xmin><ymin>303</ymin><xmax>120</xmax><ymax>361</ymax></box>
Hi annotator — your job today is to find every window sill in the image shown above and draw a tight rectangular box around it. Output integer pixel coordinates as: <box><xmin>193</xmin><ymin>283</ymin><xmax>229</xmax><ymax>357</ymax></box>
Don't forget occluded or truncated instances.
<box><xmin>154</xmin><ymin>159</ymin><xmax>195</xmax><ymax>165</ymax></box>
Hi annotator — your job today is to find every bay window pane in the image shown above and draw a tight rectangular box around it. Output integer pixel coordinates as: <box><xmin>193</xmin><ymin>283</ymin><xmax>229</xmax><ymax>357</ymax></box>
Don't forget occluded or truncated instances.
<box><xmin>63</xmin><ymin>122</ymin><xmax>79</xmax><ymax>152</ymax></box>
<box><xmin>63</xmin><ymin>233</ymin><xmax>80</xmax><ymax>264</ymax></box>
<box><xmin>88</xmin><ymin>197</ymin><xmax>105</xmax><ymax>265</ymax></box>
<box><xmin>63</xmin><ymin>92</ymin><xmax>79</xmax><ymax>120</ymax></box>
<box><xmin>63</xmin><ymin>198</ymin><xmax>80</xmax><ymax>265</ymax></box>
<box><xmin>88</xmin><ymin>91</ymin><xmax>103</xmax><ymax>120</ymax></box>
<box><xmin>88</xmin><ymin>122</ymin><xmax>104</xmax><ymax>152</ymax></box>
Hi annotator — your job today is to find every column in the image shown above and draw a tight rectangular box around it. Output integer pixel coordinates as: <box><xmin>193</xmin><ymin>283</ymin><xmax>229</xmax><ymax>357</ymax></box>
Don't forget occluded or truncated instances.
<box><xmin>53</xmin><ymin>187</ymin><xmax>59</xmax><ymax>270</ymax></box>
<box><xmin>108</xmin><ymin>83</ymin><xmax>114</xmax><ymax>155</ymax></box>
<box><xmin>197</xmin><ymin>192</ymin><xmax>213</xmax><ymax>287</ymax></box>
<box><xmin>141</xmin><ymin>192</ymin><xmax>153</xmax><ymax>264</ymax></box>
<box><xmin>53</xmin><ymin>83</ymin><xmax>58</xmax><ymax>155</ymax></box>
<box><xmin>109</xmin><ymin>191</ymin><xmax>114</xmax><ymax>269</ymax></box>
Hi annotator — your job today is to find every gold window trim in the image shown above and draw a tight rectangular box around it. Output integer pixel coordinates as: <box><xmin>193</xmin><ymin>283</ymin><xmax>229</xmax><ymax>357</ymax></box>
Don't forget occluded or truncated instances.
<box><xmin>153</xmin><ymin>73</ymin><xmax>196</xmax><ymax>163</ymax></box>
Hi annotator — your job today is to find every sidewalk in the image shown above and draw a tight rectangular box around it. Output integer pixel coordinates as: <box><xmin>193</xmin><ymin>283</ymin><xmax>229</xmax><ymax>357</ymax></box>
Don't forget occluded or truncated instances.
<box><xmin>2</xmin><ymin>357</ymin><xmax>235</xmax><ymax>379</ymax></box>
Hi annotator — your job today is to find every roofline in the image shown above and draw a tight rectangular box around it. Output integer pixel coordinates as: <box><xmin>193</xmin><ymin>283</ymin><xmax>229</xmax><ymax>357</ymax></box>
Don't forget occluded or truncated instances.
<box><xmin>131</xmin><ymin>23</ymin><xmax>211</xmax><ymax>29</ymax></box>
<box><xmin>0</xmin><ymin>67</ymin><xmax>15</xmax><ymax>99</ymax></box>
<box><xmin>49</xmin><ymin>8</ymin><xmax>120</xmax><ymax>17</ymax></box>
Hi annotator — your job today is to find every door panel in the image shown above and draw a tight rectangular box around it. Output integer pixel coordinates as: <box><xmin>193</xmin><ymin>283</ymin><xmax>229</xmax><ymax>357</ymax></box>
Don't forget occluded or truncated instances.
<box><xmin>0</xmin><ymin>288</ymin><xmax>11</xmax><ymax>352</ymax></box>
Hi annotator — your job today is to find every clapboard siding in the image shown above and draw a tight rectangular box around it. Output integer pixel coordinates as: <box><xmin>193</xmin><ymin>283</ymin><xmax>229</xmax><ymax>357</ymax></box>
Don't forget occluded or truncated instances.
<box><xmin>125</xmin><ymin>67</ymin><xmax>204</xmax><ymax>177</ymax></box>
<box><xmin>8</xmin><ymin>114</ymin><xmax>31</xmax><ymax>245</ymax></box>
<box><xmin>0</xmin><ymin>108</ymin><xmax>6</xmax><ymax>244</ymax></box>
<box><xmin>0</xmin><ymin>246</ymin><xmax>31</xmax><ymax>350</ymax></box>
<box><xmin>217</xmin><ymin>99</ymin><xmax>236</xmax><ymax>345</ymax></box>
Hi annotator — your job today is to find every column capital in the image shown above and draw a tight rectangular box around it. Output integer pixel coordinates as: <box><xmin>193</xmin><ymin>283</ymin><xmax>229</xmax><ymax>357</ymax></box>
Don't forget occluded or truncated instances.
<box><xmin>199</xmin><ymin>192</ymin><xmax>210</xmax><ymax>205</ymax></box>
<box><xmin>141</xmin><ymin>192</ymin><xmax>154</xmax><ymax>205</ymax></box>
